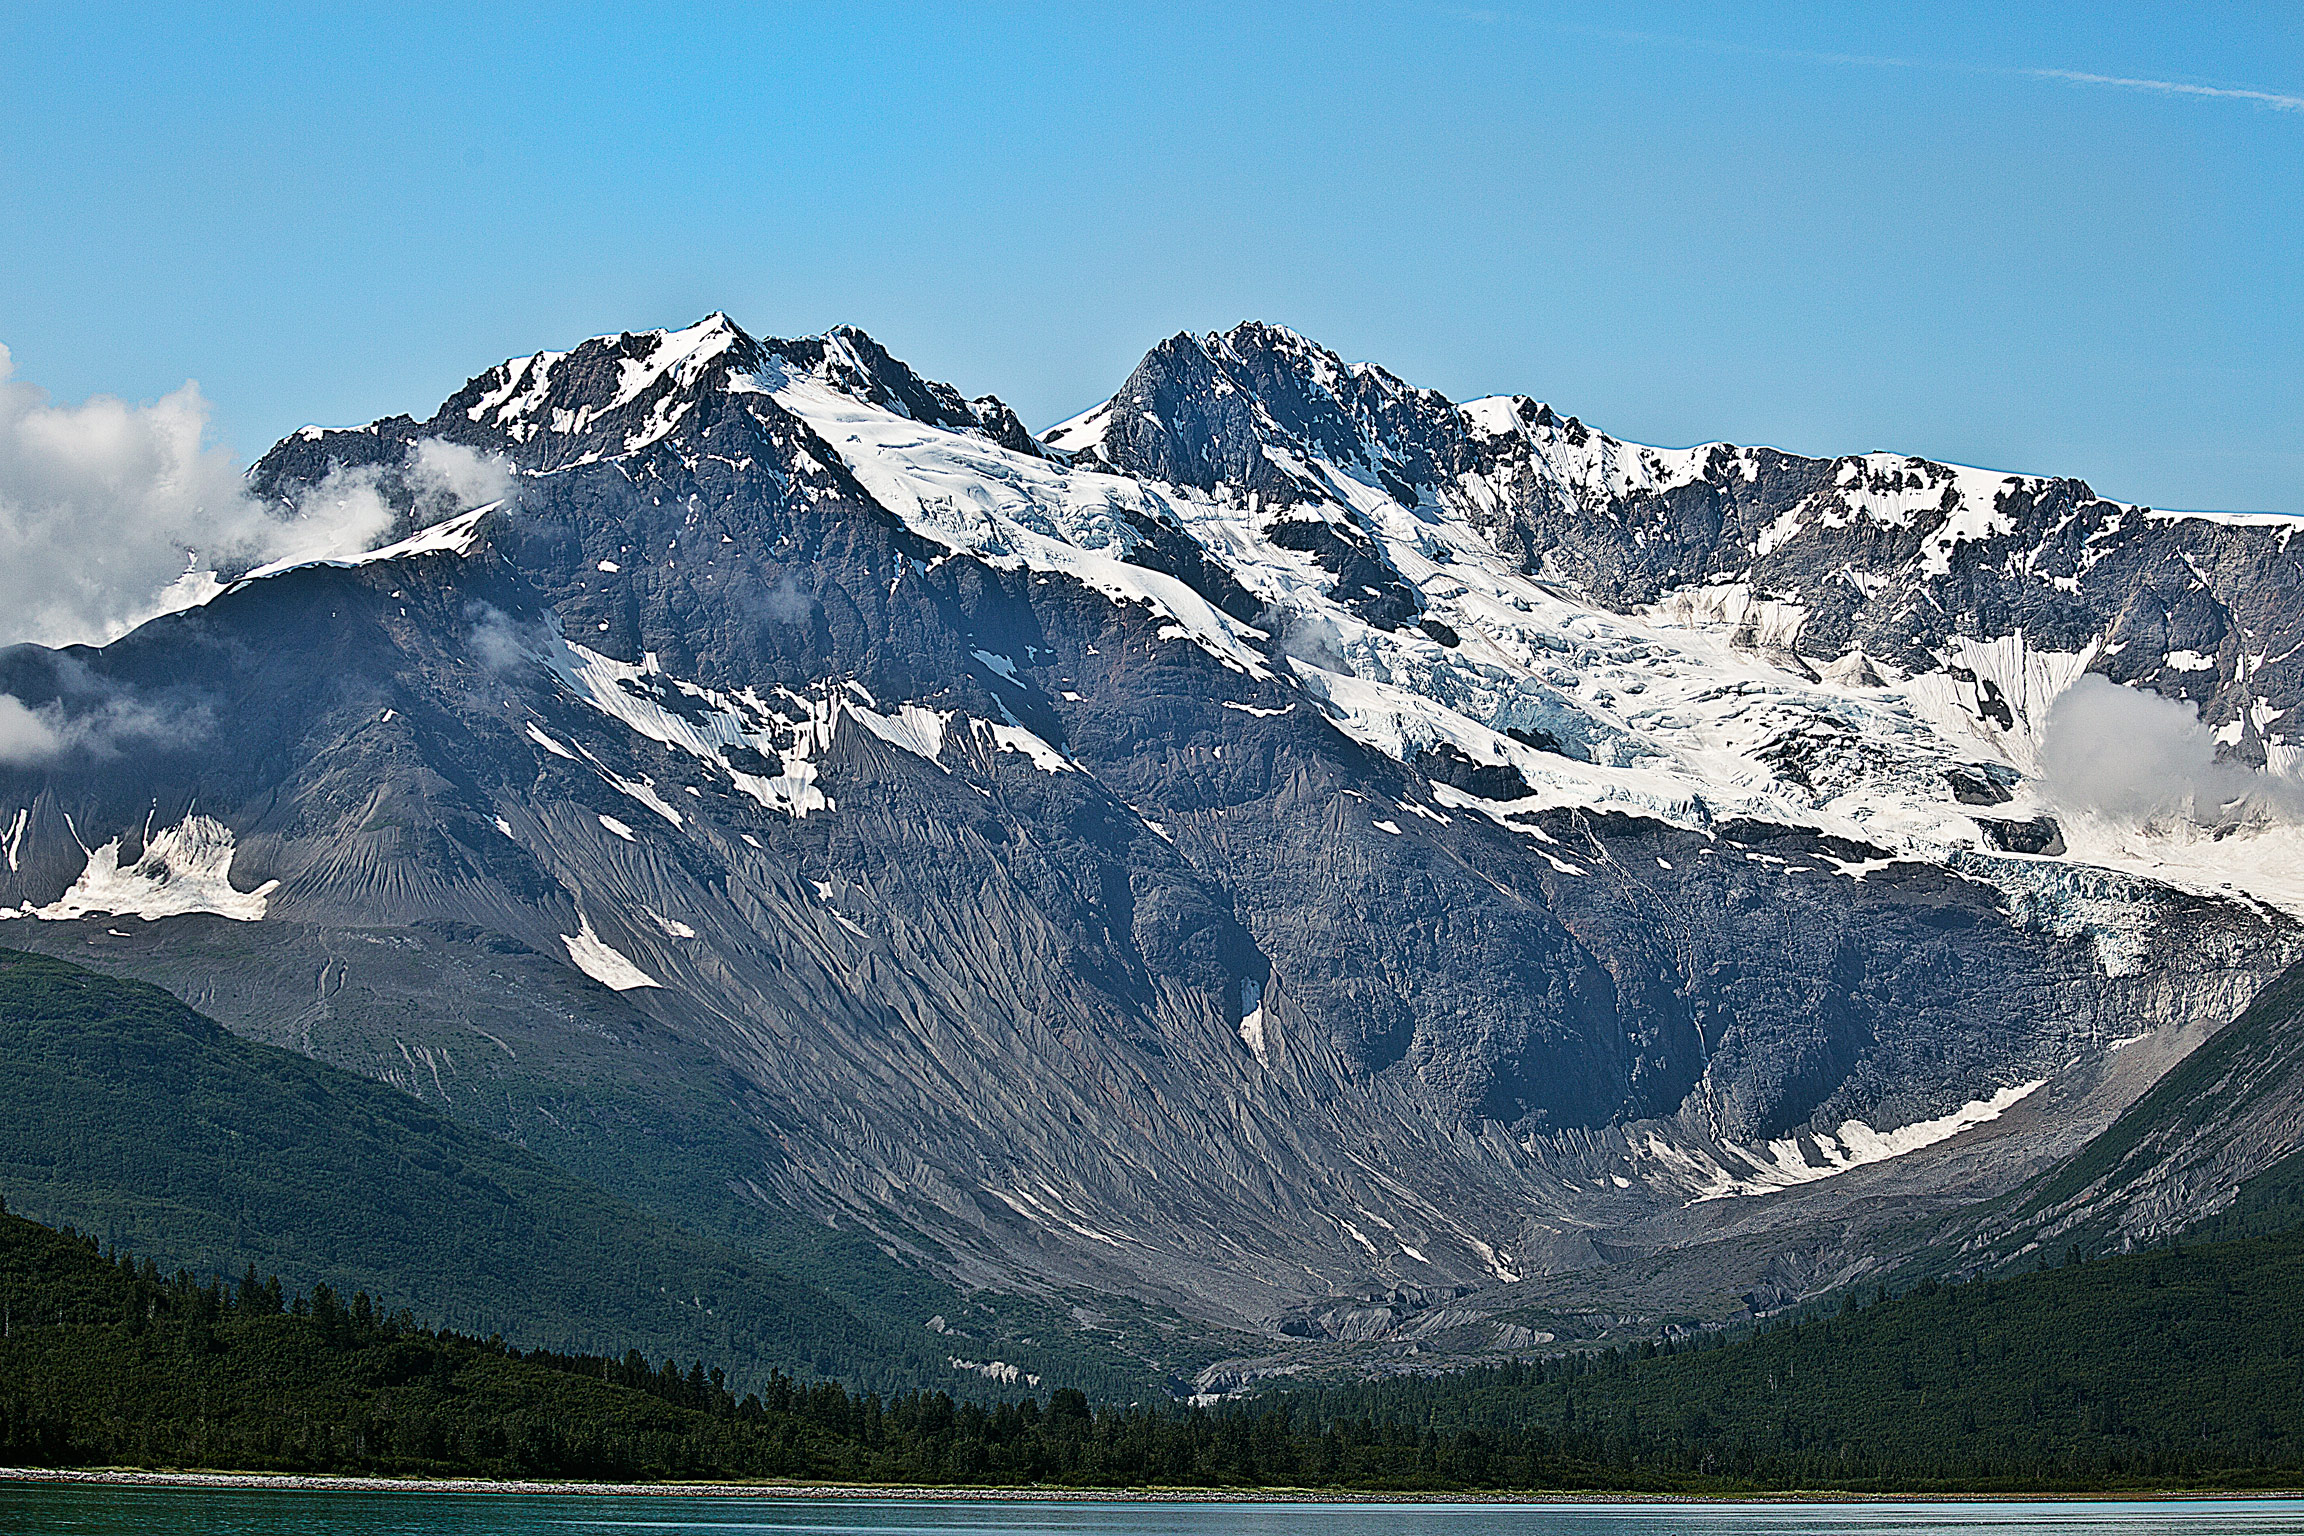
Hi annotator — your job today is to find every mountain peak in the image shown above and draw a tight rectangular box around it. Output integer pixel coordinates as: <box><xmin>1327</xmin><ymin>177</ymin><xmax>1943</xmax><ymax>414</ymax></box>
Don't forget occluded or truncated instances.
<box><xmin>253</xmin><ymin>312</ymin><xmax>1059</xmax><ymax>496</ymax></box>
<box><xmin>766</xmin><ymin>326</ymin><xmax>1047</xmax><ymax>458</ymax></box>
<box><xmin>441</xmin><ymin>312</ymin><xmax>765</xmax><ymax>457</ymax></box>
<box><xmin>1207</xmin><ymin>319</ymin><xmax>1338</xmax><ymax>375</ymax></box>
<box><xmin>20</xmin><ymin>308</ymin><xmax>2304</xmax><ymax>1361</ymax></box>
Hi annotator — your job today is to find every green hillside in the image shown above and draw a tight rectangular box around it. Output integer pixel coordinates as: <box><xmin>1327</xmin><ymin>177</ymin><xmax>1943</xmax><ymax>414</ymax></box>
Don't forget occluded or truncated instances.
<box><xmin>0</xmin><ymin>934</ymin><xmax>1244</xmax><ymax>1405</ymax></box>
<box><xmin>8</xmin><ymin>1192</ymin><xmax>2304</xmax><ymax>1488</ymax></box>
<box><xmin>0</xmin><ymin>945</ymin><xmax>962</xmax><ymax>1394</ymax></box>
<box><xmin>2185</xmin><ymin>1139</ymin><xmax>2304</xmax><ymax>1246</ymax></box>
<box><xmin>0</xmin><ymin>1207</ymin><xmax>848</xmax><ymax>1477</ymax></box>
<box><xmin>1273</xmin><ymin>1229</ymin><xmax>2304</xmax><ymax>1489</ymax></box>
<box><xmin>1940</xmin><ymin>958</ymin><xmax>2304</xmax><ymax>1269</ymax></box>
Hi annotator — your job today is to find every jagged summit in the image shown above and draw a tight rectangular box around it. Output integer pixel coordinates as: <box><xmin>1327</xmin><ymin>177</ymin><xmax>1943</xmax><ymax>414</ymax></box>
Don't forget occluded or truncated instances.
<box><xmin>245</xmin><ymin>309</ymin><xmax>2304</xmax><ymax>906</ymax></box>
<box><xmin>254</xmin><ymin>314</ymin><xmax>1046</xmax><ymax>499</ymax></box>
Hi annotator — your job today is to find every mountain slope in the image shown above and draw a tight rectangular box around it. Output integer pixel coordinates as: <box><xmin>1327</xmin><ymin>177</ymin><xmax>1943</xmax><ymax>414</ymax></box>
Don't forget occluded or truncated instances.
<box><xmin>1931</xmin><ymin>955</ymin><xmax>2304</xmax><ymax>1269</ymax></box>
<box><xmin>0</xmin><ymin>944</ymin><xmax>1191</xmax><ymax>1395</ymax></box>
<box><xmin>0</xmin><ymin>313</ymin><xmax>2296</xmax><ymax>1362</ymax></box>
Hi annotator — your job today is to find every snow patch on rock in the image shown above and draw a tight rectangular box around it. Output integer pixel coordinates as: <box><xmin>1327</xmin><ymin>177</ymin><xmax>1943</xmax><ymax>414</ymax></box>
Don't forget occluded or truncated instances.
<box><xmin>4</xmin><ymin>815</ymin><xmax>276</xmax><ymax>923</ymax></box>
<box><xmin>561</xmin><ymin>913</ymin><xmax>660</xmax><ymax>990</ymax></box>
<box><xmin>848</xmin><ymin>701</ymin><xmax>950</xmax><ymax>767</ymax></box>
<box><xmin>1696</xmin><ymin>1079</ymin><xmax>2048</xmax><ymax>1201</ymax></box>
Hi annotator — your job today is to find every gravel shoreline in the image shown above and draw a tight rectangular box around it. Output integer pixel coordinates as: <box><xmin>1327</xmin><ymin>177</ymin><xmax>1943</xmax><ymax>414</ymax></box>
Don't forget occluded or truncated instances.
<box><xmin>5</xmin><ymin>1467</ymin><xmax>2301</xmax><ymax>1503</ymax></box>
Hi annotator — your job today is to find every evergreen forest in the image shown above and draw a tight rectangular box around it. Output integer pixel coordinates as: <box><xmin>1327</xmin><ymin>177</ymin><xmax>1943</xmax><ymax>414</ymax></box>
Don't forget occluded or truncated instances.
<box><xmin>5</xmin><ymin>1194</ymin><xmax>2304</xmax><ymax>1491</ymax></box>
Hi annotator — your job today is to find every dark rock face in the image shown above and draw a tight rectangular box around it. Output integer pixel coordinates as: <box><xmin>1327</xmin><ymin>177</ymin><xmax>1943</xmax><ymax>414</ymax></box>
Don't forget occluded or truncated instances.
<box><xmin>2</xmin><ymin>313</ymin><xmax>2297</xmax><ymax>1350</ymax></box>
<box><xmin>1946</xmin><ymin>767</ymin><xmax>2016</xmax><ymax>806</ymax></box>
<box><xmin>1975</xmin><ymin>816</ymin><xmax>2067</xmax><ymax>856</ymax></box>
<box><xmin>1413</xmin><ymin>742</ymin><xmax>1531</xmax><ymax>802</ymax></box>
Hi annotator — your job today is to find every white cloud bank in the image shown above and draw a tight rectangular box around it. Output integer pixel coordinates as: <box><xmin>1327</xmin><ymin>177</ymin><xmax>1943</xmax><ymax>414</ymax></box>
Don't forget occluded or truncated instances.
<box><xmin>0</xmin><ymin>680</ymin><xmax>201</xmax><ymax>768</ymax></box>
<box><xmin>0</xmin><ymin>344</ymin><xmax>456</xmax><ymax>650</ymax></box>
<box><xmin>2042</xmin><ymin>674</ymin><xmax>2304</xmax><ymax>829</ymax></box>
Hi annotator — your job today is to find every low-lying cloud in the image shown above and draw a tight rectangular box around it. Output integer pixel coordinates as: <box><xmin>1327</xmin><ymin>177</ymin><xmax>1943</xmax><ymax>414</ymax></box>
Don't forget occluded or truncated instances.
<box><xmin>464</xmin><ymin>600</ymin><xmax>556</xmax><ymax>673</ymax></box>
<box><xmin>408</xmin><ymin>439</ymin><xmax>516</xmax><ymax>519</ymax></box>
<box><xmin>0</xmin><ymin>693</ymin><xmax>65</xmax><ymax>766</ymax></box>
<box><xmin>2041</xmin><ymin>674</ymin><xmax>2304</xmax><ymax>828</ymax></box>
<box><xmin>0</xmin><ymin>346</ymin><xmax>512</xmax><ymax>651</ymax></box>
<box><xmin>1270</xmin><ymin>603</ymin><xmax>1348</xmax><ymax>673</ymax></box>
<box><xmin>755</xmin><ymin>573</ymin><xmax>816</xmax><ymax>626</ymax></box>
<box><xmin>0</xmin><ymin>657</ymin><xmax>211</xmax><ymax>768</ymax></box>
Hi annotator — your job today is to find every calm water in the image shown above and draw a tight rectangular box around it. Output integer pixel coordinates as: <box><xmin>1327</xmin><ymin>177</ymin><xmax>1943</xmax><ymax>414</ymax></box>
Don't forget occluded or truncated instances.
<box><xmin>0</xmin><ymin>1491</ymin><xmax>2299</xmax><ymax>1536</ymax></box>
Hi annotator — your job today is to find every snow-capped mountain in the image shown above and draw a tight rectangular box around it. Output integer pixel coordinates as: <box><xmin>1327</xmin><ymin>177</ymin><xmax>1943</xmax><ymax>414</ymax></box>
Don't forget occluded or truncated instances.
<box><xmin>2</xmin><ymin>313</ymin><xmax>2298</xmax><ymax>1372</ymax></box>
<box><xmin>1055</xmin><ymin>321</ymin><xmax>2304</xmax><ymax>906</ymax></box>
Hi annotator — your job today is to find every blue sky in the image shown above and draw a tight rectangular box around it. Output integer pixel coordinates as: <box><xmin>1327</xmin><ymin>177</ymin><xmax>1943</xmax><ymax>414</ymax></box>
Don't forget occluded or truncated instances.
<box><xmin>2</xmin><ymin>2</ymin><xmax>2296</xmax><ymax>512</ymax></box>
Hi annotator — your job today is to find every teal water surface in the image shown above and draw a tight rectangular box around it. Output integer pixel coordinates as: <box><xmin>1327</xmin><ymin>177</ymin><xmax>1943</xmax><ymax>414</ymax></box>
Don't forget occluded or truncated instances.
<box><xmin>0</xmin><ymin>1491</ymin><xmax>2299</xmax><ymax>1536</ymax></box>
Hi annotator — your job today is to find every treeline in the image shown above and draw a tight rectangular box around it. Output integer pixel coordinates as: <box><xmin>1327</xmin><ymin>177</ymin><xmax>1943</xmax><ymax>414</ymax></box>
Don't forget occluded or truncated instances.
<box><xmin>0</xmin><ymin>1202</ymin><xmax>841</xmax><ymax>1481</ymax></box>
<box><xmin>1278</xmin><ymin>1238</ymin><xmax>2304</xmax><ymax>1489</ymax></box>
<box><xmin>0</xmin><ymin>1200</ymin><xmax>1517</xmax><ymax>1486</ymax></box>
<box><xmin>6</xmin><ymin>1194</ymin><xmax>2304</xmax><ymax>1489</ymax></box>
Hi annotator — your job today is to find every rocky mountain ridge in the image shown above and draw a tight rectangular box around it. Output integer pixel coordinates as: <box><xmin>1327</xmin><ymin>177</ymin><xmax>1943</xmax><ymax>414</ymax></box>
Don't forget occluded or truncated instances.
<box><xmin>1</xmin><ymin>312</ymin><xmax>2298</xmax><ymax>1377</ymax></box>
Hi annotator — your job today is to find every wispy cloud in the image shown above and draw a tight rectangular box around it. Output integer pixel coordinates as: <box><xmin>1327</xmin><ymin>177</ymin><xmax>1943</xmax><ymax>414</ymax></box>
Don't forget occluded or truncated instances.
<box><xmin>2022</xmin><ymin>68</ymin><xmax>2301</xmax><ymax>113</ymax></box>
<box><xmin>1478</xmin><ymin>16</ymin><xmax>2302</xmax><ymax>117</ymax></box>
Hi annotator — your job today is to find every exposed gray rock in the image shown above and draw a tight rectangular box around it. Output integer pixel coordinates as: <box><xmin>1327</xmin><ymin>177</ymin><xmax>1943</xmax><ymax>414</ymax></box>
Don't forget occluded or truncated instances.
<box><xmin>1</xmin><ymin>312</ymin><xmax>2297</xmax><ymax>1369</ymax></box>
